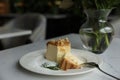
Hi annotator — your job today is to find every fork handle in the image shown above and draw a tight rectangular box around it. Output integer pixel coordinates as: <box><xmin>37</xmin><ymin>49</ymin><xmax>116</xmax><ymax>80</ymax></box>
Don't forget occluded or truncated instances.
<box><xmin>97</xmin><ymin>67</ymin><xmax>120</xmax><ymax>80</ymax></box>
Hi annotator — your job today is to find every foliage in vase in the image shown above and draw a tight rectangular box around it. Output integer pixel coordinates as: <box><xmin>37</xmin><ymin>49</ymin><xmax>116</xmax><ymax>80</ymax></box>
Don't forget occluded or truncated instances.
<box><xmin>76</xmin><ymin>0</ymin><xmax>119</xmax><ymax>53</ymax></box>
<box><xmin>73</xmin><ymin>0</ymin><xmax>120</xmax><ymax>9</ymax></box>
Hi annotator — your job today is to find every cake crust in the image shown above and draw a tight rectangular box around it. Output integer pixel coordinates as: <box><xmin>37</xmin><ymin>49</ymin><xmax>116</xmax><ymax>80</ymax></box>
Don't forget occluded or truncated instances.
<box><xmin>60</xmin><ymin>54</ymin><xmax>83</xmax><ymax>70</ymax></box>
<box><xmin>47</xmin><ymin>38</ymin><xmax>70</xmax><ymax>46</ymax></box>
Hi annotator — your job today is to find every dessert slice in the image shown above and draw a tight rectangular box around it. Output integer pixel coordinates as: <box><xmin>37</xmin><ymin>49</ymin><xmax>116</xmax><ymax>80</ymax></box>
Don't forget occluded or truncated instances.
<box><xmin>60</xmin><ymin>54</ymin><xmax>84</xmax><ymax>70</ymax></box>
<box><xmin>45</xmin><ymin>38</ymin><xmax>71</xmax><ymax>64</ymax></box>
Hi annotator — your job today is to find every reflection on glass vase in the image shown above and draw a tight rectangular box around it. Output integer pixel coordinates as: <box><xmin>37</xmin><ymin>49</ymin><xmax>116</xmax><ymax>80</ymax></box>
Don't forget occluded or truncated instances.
<box><xmin>79</xmin><ymin>9</ymin><xmax>114</xmax><ymax>54</ymax></box>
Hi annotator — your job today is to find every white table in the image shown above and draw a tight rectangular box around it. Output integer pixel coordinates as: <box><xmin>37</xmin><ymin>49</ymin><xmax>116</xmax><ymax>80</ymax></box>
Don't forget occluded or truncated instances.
<box><xmin>0</xmin><ymin>27</ymin><xmax>32</xmax><ymax>39</ymax></box>
<box><xmin>0</xmin><ymin>33</ymin><xmax>120</xmax><ymax>80</ymax></box>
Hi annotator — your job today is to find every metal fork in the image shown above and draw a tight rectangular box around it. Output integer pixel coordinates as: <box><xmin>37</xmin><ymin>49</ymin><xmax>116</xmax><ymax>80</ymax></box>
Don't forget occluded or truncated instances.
<box><xmin>82</xmin><ymin>62</ymin><xmax>120</xmax><ymax>80</ymax></box>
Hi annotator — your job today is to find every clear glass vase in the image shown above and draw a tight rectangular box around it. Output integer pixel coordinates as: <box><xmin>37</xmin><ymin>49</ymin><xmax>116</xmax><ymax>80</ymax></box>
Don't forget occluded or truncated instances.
<box><xmin>79</xmin><ymin>9</ymin><xmax>114</xmax><ymax>54</ymax></box>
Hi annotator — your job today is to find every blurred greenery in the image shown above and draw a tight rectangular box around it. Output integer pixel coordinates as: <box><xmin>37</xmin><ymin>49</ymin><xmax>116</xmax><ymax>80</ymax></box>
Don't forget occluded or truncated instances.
<box><xmin>81</xmin><ymin>0</ymin><xmax>120</xmax><ymax>9</ymax></box>
<box><xmin>10</xmin><ymin>0</ymin><xmax>81</xmax><ymax>15</ymax></box>
<box><xmin>10</xmin><ymin>0</ymin><xmax>120</xmax><ymax>16</ymax></box>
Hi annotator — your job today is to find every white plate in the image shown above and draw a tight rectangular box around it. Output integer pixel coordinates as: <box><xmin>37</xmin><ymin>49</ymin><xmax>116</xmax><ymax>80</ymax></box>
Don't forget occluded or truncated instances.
<box><xmin>19</xmin><ymin>49</ymin><xmax>102</xmax><ymax>76</ymax></box>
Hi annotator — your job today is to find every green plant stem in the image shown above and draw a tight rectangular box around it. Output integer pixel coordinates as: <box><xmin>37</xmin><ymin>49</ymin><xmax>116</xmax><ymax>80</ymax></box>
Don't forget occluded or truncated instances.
<box><xmin>105</xmin><ymin>34</ymin><xmax>110</xmax><ymax>46</ymax></box>
<box><xmin>92</xmin><ymin>32</ymin><xmax>100</xmax><ymax>52</ymax></box>
<box><xmin>92</xmin><ymin>31</ymin><xmax>109</xmax><ymax>53</ymax></box>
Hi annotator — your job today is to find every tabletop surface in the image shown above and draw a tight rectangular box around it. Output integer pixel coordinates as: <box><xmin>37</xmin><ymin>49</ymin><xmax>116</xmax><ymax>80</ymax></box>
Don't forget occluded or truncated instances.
<box><xmin>0</xmin><ymin>33</ymin><xmax>120</xmax><ymax>80</ymax></box>
<box><xmin>0</xmin><ymin>27</ymin><xmax>32</xmax><ymax>39</ymax></box>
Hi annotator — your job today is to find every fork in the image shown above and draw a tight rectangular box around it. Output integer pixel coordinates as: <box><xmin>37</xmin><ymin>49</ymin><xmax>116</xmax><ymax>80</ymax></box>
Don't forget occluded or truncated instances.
<box><xmin>82</xmin><ymin>62</ymin><xmax>120</xmax><ymax>80</ymax></box>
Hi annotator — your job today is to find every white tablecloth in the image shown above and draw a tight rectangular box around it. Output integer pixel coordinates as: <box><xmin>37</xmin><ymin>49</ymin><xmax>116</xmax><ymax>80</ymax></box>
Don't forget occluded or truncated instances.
<box><xmin>0</xmin><ymin>33</ymin><xmax>120</xmax><ymax>80</ymax></box>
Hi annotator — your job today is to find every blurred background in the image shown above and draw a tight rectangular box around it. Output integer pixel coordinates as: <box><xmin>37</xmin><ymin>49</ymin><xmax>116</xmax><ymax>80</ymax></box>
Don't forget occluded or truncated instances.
<box><xmin>0</xmin><ymin>0</ymin><xmax>86</xmax><ymax>38</ymax></box>
<box><xmin>0</xmin><ymin>0</ymin><xmax>120</xmax><ymax>50</ymax></box>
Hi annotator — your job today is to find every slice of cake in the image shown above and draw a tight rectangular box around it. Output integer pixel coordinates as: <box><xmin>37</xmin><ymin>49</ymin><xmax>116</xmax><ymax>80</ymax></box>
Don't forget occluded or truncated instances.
<box><xmin>45</xmin><ymin>38</ymin><xmax>71</xmax><ymax>64</ymax></box>
<box><xmin>60</xmin><ymin>54</ymin><xmax>84</xmax><ymax>70</ymax></box>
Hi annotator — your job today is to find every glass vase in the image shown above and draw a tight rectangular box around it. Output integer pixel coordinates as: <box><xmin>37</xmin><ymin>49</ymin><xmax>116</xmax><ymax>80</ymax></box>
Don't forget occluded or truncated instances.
<box><xmin>79</xmin><ymin>9</ymin><xmax>114</xmax><ymax>54</ymax></box>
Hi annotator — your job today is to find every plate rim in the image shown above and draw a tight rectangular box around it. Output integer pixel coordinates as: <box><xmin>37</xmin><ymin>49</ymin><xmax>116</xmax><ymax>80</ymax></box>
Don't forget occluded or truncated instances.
<box><xmin>19</xmin><ymin>49</ymin><xmax>103</xmax><ymax>76</ymax></box>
